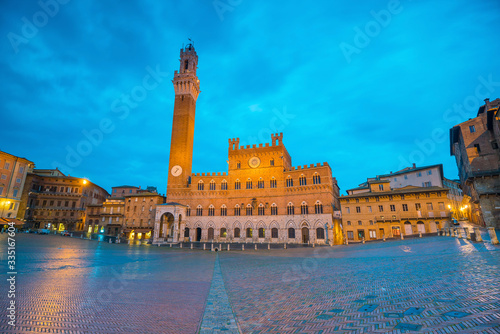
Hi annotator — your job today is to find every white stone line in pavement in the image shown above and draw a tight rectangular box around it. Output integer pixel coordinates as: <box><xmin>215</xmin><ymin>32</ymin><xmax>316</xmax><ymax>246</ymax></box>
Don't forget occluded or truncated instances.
<box><xmin>199</xmin><ymin>254</ymin><xmax>240</xmax><ymax>334</ymax></box>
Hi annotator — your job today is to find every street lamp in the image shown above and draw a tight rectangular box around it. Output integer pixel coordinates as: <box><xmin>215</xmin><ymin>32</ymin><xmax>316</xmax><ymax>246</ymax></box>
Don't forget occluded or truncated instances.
<box><xmin>1</xmin><ymin>200</ymin><xmax>11</xmax><ymax>218</ymax></box>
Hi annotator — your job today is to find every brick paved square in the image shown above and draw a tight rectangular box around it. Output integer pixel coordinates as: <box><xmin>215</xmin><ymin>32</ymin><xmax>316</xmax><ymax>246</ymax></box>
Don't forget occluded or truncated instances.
<box><xmin>1</xmin><ymin>234</ymin><xmax>500</xmax><ymax>333</ymax></box>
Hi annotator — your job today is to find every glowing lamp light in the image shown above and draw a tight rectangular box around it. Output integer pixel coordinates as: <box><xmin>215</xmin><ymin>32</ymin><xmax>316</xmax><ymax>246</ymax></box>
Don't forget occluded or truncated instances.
<box><xmin>447</xmin><ymin>205</ymin><xmax>451</xmax><ymax>209</ymax></box>
<box><xmin>82</xmin><ymin>179</ymin><xmax>88</xmax><ymax>185</ymax></box>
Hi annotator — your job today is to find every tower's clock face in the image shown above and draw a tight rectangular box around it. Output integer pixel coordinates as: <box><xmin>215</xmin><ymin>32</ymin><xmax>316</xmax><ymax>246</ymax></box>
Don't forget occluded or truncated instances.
<box><xmin>171</xmin><ymin>165</ymin><xmax>182</xmax><ymax>177</ymax></box>
<box><xmin>248</xmin><ymin>157</ymin><xmax>261</xmax><ymax>168</ymax></box>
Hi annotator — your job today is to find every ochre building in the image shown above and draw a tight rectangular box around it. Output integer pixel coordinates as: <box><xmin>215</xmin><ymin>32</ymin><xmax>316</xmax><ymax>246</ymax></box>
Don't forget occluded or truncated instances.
<box><xmin>19</xmin><ymin>169</ymin><xmax>109</xmax><ymax>231</ymax></box>
<box><xmin>154</xmin><ymin>44</ymin><xmax>341</xmax><ymax>245</ymax></box>
<box><xmin>340</xmin><ymin>180</ymin><xmax>451</xmax><ymax>242</ymax></box>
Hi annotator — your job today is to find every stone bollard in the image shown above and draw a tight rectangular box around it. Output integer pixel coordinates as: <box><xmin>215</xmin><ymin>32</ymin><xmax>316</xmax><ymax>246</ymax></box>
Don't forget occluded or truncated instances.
<box><xmin>383</xmin><ymin>235</ymin><xmax>386</xmax><ymax>242</ymax></box>
<box><xmin>228</xmin><ymin>244</ymin><xmax>230</xmax><ymax>251</ymax></box>
<box><xmin>211</xmin><ymin>244</ymin><xmax>214</xmax><ymax>251</ymax></box>
<box><xmin>419</xmin><ymin>232</ymin><xmax>422</xmax><ymax>238</ymax></box>
<box><xmin>313</xmin><ymin>243</ymin><xmax>315</xmax><ymax>248</ymax></box>
<box><xmin>180</xmin><ymin>243</ymin><xmax>183</xmax><ymax>249</ymax></box>
<box><xmin>255</xmin><ymin>244</ymin><xmax>257</xmax><ymax>251</ymax></box>
<box><xmin>191</xmin><ymin>243</ymin><xmax>193</xmax><ymax>249</ymax></box>
<box><xmin>487</xmin><ymin>227</ymin><xmax>499</xmax><ymax>245</ymax></box>
<box><xmin>284</xmin><ymin>243</ymin><xmax>287</xmax><ymax>249</ymax></box>
<box><xmin>170</xmin><ymin>243</ymin><xmax>172</xmax><ymax>248</ymax></box>
<box><xmin>474</xmin><ymin>227</ymin><xmax>483</xmax><ymax>242</ymax></box>
<box><xmin>455</xmin><ymin>228</ymin><xmax>460</xmax><ymax>238</ymax></box>
<box><xmin>458</xmin><ymin>228</ymin><xmax>464</xmax><ymax>238</ymax></box>
<box><xmin>70</xmin><ymin>233</ymin><xmax>73</xmax><ymax>237</ymax></box>
<box><xmin>219</xmin><ymin>244</ymin><xmax>221</xmax><ymax>251</ymax></box>
<box><xmin>81</xmin><ymin>234</ymin><xmax>83</xmax><ymax>239</ymax></box>
<box><xmin>109</xmin><ymin>239</ymin><xmax>112</xmax><ymax>244</ymax></box>
<box><xmin>464</xmin><ymin>228</ymin><xmax>471</xmax><ymax>240</ymax></box>
<box><xmin>362</xmin><ymin>237</ymin><xmax>365</xmax><ymax>244</ymax></box>
<box><xmin>242</xmin><ymin>244</ymin><xmax>244</xmax><ymax>251</ymax></box>
<box><xmin>400</xmin><ymin>233</ymin><xmax>404</xmax><ymax>240</ymax></box>
<box><xmin>268</xmin><ymin>243</ymin><xmax>270</xmax><ymax>250</ymax></box>
<box><xmin>158</xmin><ymin>243</ymin><xmax>160</xmax><ymax>247</ymax></box>
<box><xmin>203</xmin><ymin>244</ymin><xmax>206</xmax><ymax>250</ymax></box>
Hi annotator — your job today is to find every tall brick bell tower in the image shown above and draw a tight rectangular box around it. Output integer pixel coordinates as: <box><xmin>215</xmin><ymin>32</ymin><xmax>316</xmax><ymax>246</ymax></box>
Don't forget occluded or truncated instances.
<box><xmin>167</xmin><ymin>44</ymin><xmax>200</xmax><ymax>192</ymax></box>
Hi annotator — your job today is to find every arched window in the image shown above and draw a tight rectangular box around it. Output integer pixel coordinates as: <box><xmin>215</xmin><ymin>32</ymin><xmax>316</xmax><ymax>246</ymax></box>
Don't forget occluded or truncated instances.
<box><xmin>234</xmin><ymin>204</ymin><xmax>240</xmax><ymax>216</ymax></box>
<box><xmin>301</xmin><ymin>201</ymin><xmax>308</xmax><ymax>215</ymax></box>
<box><xmin>271</xmin><ymin>203</ymin><xmax>278</xmax><ymax>215</ymax></box>
<box><xmin>237</xmin><ymin>161</ymin><xmax>241</xmax><ymax>169</ymax></box>
<box><xmin>287</xmin><ymin>202</ymin><xmax>294</xmax><ymax>215</ymax></box>
<box><xmin>208</xmin><ymin>205</ymin><xmax>215</xmax><ymax>216</ymax></box>
<box><xmin>184</xmin><ymin>59</ymin><xmax>189</xmax><ymax>70</ymax></box>
<box><xmin>270</xmin><ymin>159</ymin><xmax>274</xmax><ymax>166</ymax></box>
<box><xmin>184</xmin><ymin>228</ymin><xmax>190</xmax><ymax>238</ymax></box>
<box><xmin>258</xmin><ymin>228</ymin><xmax>265</xmax><ymax>238</ymax></box>
<box><xmin>220</xmin><ymin>204</ymin><xmax>227</xmax><ymax>216</ymax></box>
<box><xmin>270</xmin><ymin>177</ymin><xmax>277</xmax><ymax>188</ymax></box>
<box><xmin>209</xmin><ymin>180</ymin><xmax>216</xmax><ymax>191</ymax></box>
<box><xmin>258</xmin><ymin>203</ymin><xmax>265</xmax><ymax>216</ymax></box>
<box><xmin>258</xmin><ymin>178</ymin><xmax>264</xmax><ymax>189</ymax></box>
<box><xmin>299</xmin><ymin>175</ymin><xmax>307</xmax><ymax>186</ymax></box>
<box><xmin>221</xmin><ymin>180</ymin><xmax>228</xmax><ymax>190</ymax></box>
<box><xmin>196</xmin><ymin>205</ymin><xmax>203</xmax><ymax>216</ymax></box>
<box><xmin>197</xmin><ymin>180</ymin><xmax>204</xmax><ymax>191</ymax></box>
<box><xmin>316</xmin><ymin>227</ymin><xmax>325</xmax><ymax>239</ymax></box>
<box><xmin>186</xmin><ymin>206</ymin><xmax>191</xmax><ymax>216</ymax></box>
<box><xmin>286</xmin><ymin>176</ymin><xmax>293</xmax><ymax>187</ymax></box>
<box><xmin>313</xmin><ymin>173</ymin><xmax>321</xmax><ymax>184</ymax></box>
<box><xmin>271</xmin><ymin>227</ymin><xmax>278</xmax><ymax>238</ymax></box>
<box><xmin>246</xmin><ymin>204</ymin><xmax>253</xmax><ymax>216</ymax></box>
<box><xmin>315</xmin><ymin>201</ymin><xmax>323</xmax><ymax>214</ymax></box>
<box><xmin>235</xmin><ymin>179</ymin><xmax>241</xmax><ymax>190</ymax></box>
<box><xmin>246</xmin><ymin>178</ymin><xmax>252</xmax><ymax>189</ymax></box>
<box><xmin>288</xmin><ymin>227</ymin><xmax>295</xmax><ymax>239</ymax></box>
<box><xmin>208</xmin><ymin>227</ymin><xmax>214</xmax><ymax>240</ymax></box>
<box><xmin>234</xmin><ymin>227</ymin><xmax>240</xmax><ymax>238</ymax></box>
<box><xmin>246</xmin><ymin>227</ymin><xmax>252</xmax><ymax>238</ymax></box>
<box><xmin>220</xmin><ymin>228</ymin><xmax>227</xmax><ymax>238</ymax></box>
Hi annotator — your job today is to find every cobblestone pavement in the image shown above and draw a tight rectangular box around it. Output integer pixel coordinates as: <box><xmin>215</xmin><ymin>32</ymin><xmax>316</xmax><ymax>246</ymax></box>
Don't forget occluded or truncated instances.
<box><xmin>0</xmin><ymin>234</ymin><xmax>215</xmax><ymax>333</ymax></box>
<box><xmin>220</xmin><ymin>236</ymin><xmax>500</xmax><ymax>333</ymax></box>
<box><xmin>199</xmin><ymin>254</ymin><xmax>240</xmax><ymax>333</ymax></box>
<box><xmin>1</xmin><ymin>234</ymin><xmax>500</xmax><ymax>333</ymax></box>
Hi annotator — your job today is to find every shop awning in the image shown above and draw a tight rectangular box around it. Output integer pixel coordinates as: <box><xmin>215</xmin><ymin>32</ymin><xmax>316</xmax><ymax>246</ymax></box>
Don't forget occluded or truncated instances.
<box><xmin>0</xmin><ymin>218</ymin><xmax>25</xmax><ymax>227</ymax></box>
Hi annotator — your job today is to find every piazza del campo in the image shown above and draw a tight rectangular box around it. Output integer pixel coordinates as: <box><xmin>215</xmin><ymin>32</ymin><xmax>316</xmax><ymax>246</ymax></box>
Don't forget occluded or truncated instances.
<box><xmin>1</xmin><ymin>1</ymin><xmax>500</xmax><ymax>333</ymax></box>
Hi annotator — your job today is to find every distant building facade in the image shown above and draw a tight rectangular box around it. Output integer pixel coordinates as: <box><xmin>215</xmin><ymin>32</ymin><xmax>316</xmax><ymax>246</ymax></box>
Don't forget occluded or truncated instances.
<box><xmin>0</xmin><ymin>150</ymin><xmax>34</xmax><ymax>222</ymax></box>
<box><xmin>443</xmin><ymin>178</ymin><xmax>470</xmax><ymax>221</ymax></box>
<box><xmin>19</xmin><ymin>169</ymin><xmax>109</xmax><ymax>231</ymax></box>
<box><xmin>154</xmin><ymin>44</ymin><xmax>342</xmax><ymax>245</ymax></box>
<box><xmin>85</xmin><ymin>191</ymin><xmax>165</xmax><ymax>240</ymax></box>
<box><xmin>450</xmin><ymin>98</ymin><xmax>500</xmax><ymax>227</ymax></box>
<box><xmin>340</xmin><ymin>180</ymin><xmax>451</xmax><ymax>242</ymax></box>
<box><xmin>111</xmin><ymin>185</ymin><xmax>140</xmax><ymax>198</ymax></box>
<box><xmin>351</xmin><ymin>164</ymin><xmax>445</xmax><ymax>194</ymax></box>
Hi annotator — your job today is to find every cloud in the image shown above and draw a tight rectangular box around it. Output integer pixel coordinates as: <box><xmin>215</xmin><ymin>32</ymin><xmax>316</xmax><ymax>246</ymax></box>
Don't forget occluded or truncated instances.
<box><xmin>0</xmin><ymin>0</ymin><xmax>499</xmax><ymax>194</ymax></box>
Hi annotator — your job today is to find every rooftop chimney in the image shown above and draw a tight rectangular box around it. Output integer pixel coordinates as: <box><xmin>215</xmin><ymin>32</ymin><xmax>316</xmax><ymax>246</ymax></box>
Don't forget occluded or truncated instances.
<box><xmin>412</xmin><ymin>163</ymin><xmax>416</xmax><ymax>169</ymax></box>
<box><xmin>485</xmin><ymin>98</ymin><xmax>490</xmax><ymax>110</ymax></box>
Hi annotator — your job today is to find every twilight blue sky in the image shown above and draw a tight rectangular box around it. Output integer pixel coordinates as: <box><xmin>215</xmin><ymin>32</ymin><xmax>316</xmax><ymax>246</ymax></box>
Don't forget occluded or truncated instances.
<box><xmin>1</xmin><ymin>0</ymin><xmax>499</xmax><ymax>195</ymax></box>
